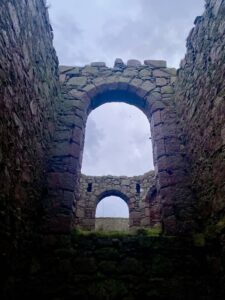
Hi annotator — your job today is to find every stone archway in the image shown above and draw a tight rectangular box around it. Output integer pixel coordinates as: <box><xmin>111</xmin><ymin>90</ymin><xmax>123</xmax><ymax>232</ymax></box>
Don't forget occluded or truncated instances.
<box><xmin>95</xmin><ymin>192</ymin><xmax>130</xmax><ymax>232</ymax></box>
<box><xmin>76</xmin><ymin>172</ymin><xmax>157</xmax><ymax>230</ymax></box>
<box><xmin>45</xmin><ymin>59</ymin><xmax>193</xmax><ymax>234</ymax></box>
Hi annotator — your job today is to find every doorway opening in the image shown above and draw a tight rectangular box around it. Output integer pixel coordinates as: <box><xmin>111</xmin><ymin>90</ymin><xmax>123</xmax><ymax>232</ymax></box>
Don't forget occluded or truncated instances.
<box><xmin>95</xmin><ymin>195</ymin><xmax>129</xmax><ymax>231</ymax></box>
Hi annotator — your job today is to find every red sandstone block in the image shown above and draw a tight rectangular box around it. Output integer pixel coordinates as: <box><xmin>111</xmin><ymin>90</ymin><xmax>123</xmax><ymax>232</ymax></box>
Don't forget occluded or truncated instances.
<box><xmin>69</xmin><ymin>142</ymin><xmax>81</xmax><ymax>158</ymax></box>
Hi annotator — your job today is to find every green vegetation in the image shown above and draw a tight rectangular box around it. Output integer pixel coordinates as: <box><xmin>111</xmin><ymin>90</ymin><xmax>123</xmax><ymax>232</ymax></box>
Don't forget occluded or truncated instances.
<box><xmin>72</xmin><ymin>225</ymin><xmax>162</xmax><ymax>238</ymax></box>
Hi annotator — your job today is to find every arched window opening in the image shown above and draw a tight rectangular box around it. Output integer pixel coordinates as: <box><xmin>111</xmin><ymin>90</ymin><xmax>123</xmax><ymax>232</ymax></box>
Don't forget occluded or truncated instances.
<box><xmin>95</xmin><ymin>196</ymin><xmax>129</xmax><ymax>231</ymax></box>
<box><xmin>82</xmin><ymin>103</ymin><xmax>153</xmax><ymax>176</ymax></box>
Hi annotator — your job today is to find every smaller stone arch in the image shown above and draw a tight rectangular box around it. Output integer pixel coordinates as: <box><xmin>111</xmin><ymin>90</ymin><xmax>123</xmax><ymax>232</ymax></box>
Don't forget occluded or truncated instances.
<box><xmin>95</xmin><ymin>192</ymin><xmax>130</xmax><ymax>231</ymax></box>
<box><xmin>76</xmin><ymin>172</ymin><xmax>156</xmax><ymax>230</ymax></box>
<box><xmin>97</xmin><ymin>190</ymin><xmax>130</xmax><ymax>205</ymax></box>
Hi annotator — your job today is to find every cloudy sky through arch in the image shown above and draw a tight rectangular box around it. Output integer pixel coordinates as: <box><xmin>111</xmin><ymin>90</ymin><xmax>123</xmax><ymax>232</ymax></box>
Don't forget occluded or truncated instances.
<box><xmin>48</xmin><ymin>0</ymin><xmax>205</xmax><ymax>217</ymax></box>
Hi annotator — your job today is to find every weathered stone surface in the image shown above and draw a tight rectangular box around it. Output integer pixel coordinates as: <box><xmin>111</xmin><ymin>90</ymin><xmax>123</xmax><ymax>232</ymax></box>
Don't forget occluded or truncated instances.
<box><xmin>91</xmin><ymin>62</ymin><xmax>106</xmax><ymax>67</ymax></box>
<box><xmin>156</xmin><ymin>77</ymin><xmax>168</xmax><ymax>86</ymax></box>
<box><xmin>144</xmin><ymin>60</ymin><xmax>167</xmax><ymax>68</ymax></box>
<box><xmin>77</xmin><ymin>172</ymin><xmax>158</xmax><ymax>230</ymax></box>
<box><xmin>175</xmin><ymin>0</ymin><xmax>225</xmax><ymax>230</ymax></box>
<box><xmin>153</xmin><ymin>69</ymin><xmax>171</xmax><ymax>77</ymax></box>
<box><xmin>52</xmin><ymin>57</ymin><xmax>197</xmax><ymax>235</ymax></box>
<box><xmin>141</xmin><ymin>80</ymin><xmax>156</xmax><ymax>93</ymax></box>
<box><xmin>3</xmin><ymin>1</ymin><xmax>225</xmax><ymax>299</ymax></box>
<box><xmin>66</xmin><ymin>67</ymin><xmax>80</xmax><ymax>76</ymax></box>
<box><xmin>127</xmin><ymin>59</ymin><xmax>141</xmax><ymax>67</ymax></box>
<box><xmin>82</xmin><ymin>66</ymin><xmax>98</xmax><ymax>75</ymax></box>
<box><xmin>114</xmin><ymin>58</ymin><xmax>125</xmax><ymax>68</ymax></box>
<box><xmin>161</xmin><ymin>85</ymin><xmax>174</xmax><ymax>94</ymax></box>
<box><xmin>59</xmin><ymin>65</ymin><xmax>75</xmax><ymax>73</ymax></box>
<box><xmin>139</xmin><ymin>69</ymin><xmax>152</xmax><ymax>78</ymax></box>
<box><xmin>67</xmin><ymin>76</ymin><xmax>87</xmax><ymax>86</ymax></box>
<box><xmin>0</xmin><ymin>0</ymin><xmax>61</xmax><ymax>246</ymax></box>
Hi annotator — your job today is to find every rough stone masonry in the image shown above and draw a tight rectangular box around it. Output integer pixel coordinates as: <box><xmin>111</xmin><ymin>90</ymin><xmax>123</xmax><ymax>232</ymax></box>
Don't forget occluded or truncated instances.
<box><xmin>45</xmin><ymin>59</ymin><xmax>193</xmax><ymax>234</ymax></box>
<box><xmin>1</xmin><ymin>0</ymin><xmax>225</xmax><ymax>299</ymax></box>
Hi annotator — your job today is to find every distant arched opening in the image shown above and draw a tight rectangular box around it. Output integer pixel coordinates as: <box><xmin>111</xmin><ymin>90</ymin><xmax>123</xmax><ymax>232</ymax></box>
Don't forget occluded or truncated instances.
<box><xmin>95</xmin><ymin>195</ymin><xmax>129</xmax><ymax>231</ymax></box>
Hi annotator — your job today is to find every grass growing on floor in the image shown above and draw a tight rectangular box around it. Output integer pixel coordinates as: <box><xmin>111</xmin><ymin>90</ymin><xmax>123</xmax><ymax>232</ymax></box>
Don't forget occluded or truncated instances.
<box><xmin>72</xmin><ymin>225</ymin><xmax>162</xmax><ymax>238</ymax></box>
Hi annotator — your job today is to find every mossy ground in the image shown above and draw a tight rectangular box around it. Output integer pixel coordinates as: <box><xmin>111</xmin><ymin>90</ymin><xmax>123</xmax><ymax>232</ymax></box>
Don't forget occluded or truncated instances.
<box><xmin>2</xmin><ymin>228</ymin><xmax>222</xmax><ymax>300</ymax></box>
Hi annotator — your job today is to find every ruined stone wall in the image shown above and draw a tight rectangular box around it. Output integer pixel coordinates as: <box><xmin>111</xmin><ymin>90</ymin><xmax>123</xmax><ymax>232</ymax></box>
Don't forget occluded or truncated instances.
<box><xmin>176</xmin><ymin>0</ymin><xmax>225</xmax><ymax>229</ymax></box>
<box><xmin>0</xmin><ymin>0</ymin><xmax>60</xmax><ymax>237</ymax></box>
<box><xmin>46</xmin><ymin>59</ymin><xmax>194</xmax><ymax>234</ymax></box>
<box><xmin>77</xmin><ymin>171</ymin><xmax>158</xmax><ymax>229</ymax></box>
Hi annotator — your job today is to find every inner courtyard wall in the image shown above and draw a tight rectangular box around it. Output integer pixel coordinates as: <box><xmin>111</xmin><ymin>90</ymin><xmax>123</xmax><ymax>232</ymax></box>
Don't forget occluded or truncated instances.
<box><xmin>77</xmin><ymin>171</ymin><xmax>159</xmax><ymax>229</ymax></box>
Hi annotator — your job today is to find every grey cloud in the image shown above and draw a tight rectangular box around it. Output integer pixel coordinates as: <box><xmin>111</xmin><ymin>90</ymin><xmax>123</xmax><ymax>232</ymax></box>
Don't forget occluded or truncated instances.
<box><xmin>98</xmin><ymin>0</ymin><xmax>205</xmax><ymax>66</ymax></box>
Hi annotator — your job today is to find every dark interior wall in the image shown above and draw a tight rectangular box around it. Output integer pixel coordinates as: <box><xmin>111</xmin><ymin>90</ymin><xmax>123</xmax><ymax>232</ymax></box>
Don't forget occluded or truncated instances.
<box><xmin>0</xmin><ymin>0</ymin><xmax>60</xmax><ymax>236</ymax></box>
<box><xmin>175</xmin><ymin>0</ymin><xmax>225</xmax><ymax>229</ymax></box>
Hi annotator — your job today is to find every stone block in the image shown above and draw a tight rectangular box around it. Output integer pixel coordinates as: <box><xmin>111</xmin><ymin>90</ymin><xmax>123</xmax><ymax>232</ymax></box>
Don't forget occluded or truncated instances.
<box><xmin>156</xmin><ymin>77</ymin><xmax>167</xmax><ymax>86</ymax></box>
<box><xmin>67</xmin><ymin>76</ymin><xmax>87</xmax><ymax>86</ymax></box>
<box><xmin>139</xmin><ymin>69</ymin><xmax>152</xmax><ymax>78</ymax></box>
<box><xmin>64</xmin><ymin>157</ymin><xmax>79</xmax><ymax>174</ymax></box>
<box><xmin>144</xmin><ymin>60</ymin><xmax>167</xmax><ymax>68</ymax></box>
<box><xmin>157</xmin><ymin>155</ymin><xmax>183</xmax><ymax>172</ymax></box>
<box><xmin>114</xmin><ymin>58</ymin><xmax>125</xmax><ymax>68</ymax></box>
<box><xmin>62</xmin><ymin>191</ymin><xmax>75</xmax><ymax>209</ymax></box>
<box><xmin>127</xmin><ymin>59</ymin><xmax>141</xmax><ymax>67</ymax></box>
<box><xmin>59</xmin><ymin>65</ymin><xmax>75</xmax><ymax>73</ymax></box>
<box><xmin>47</xmin><ymin>172</ymin><xmax>76</xmax><ymax>191</ymax></box>
<box><xmin>91</xmin><ymin>62</ymin><xmax>106</xmax><ymax>67</ymax></box>
<box><xmin>161</xmin><ymin>85</ymin><xmax>174</xmax><ymax>94</ymax></box>
<box><xmin>141</xmin><ymin>80</ymin><xmax>156</xmax><ymax>93</ymax></box>
<box><xmin>117</xmin><ymin>76</ymin><xmax>131</xmax><ymax>90</ymax></box>
<box><xmin>153</xmin><ymin>69</ymin><xmax>171</xmax><ymax>78</ymax></box>
<box><xmin>123</xmin><ymin>68</ymin><xmax>138</xmax><ymax>77</ymax></box>
<box><xmin>72</xmin><ymin>127</ymin><xmax>83</xmax><ymax>144</ymax></box>
<box><xmin>164</xmin><ymin>137</ymin><xmax>180</xmax><ymax>153</ymax></box>
<box><xmin>151</xmin><ymin>110</ymin><xmax>162</xmax><ymax>125</ymax></box>
<box><xmin>154</xmin><ymin>139</ymin><xmax>166</xmax><ymax>158</ymax></box>
<box><xmin>82</xmin><ymin>66</ymin><xmax>98</xmax><ymax>75</ymax></box>
<box><xmin>129</xmin><ymin>78</ymin><xmax>143</xmax><ymax>92</ymax></box>
<box><xmin>66</xmin><ymin>67</ymin><xmax>80</xmax><ymax>76</ymax></box>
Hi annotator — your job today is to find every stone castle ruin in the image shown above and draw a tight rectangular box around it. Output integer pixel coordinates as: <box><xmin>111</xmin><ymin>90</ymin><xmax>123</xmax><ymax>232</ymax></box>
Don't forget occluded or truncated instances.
<box><xmin>1</xmin><ymin>0</ymin><xmax>225</xmax><ymax>298</ymax></box>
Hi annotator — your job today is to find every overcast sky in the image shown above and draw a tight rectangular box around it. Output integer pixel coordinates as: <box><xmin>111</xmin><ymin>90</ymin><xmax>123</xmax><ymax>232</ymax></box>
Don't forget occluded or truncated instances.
<box><xmin>48</xmin><ymin>0</ymin><xmax>205</xmax><ymax>217</ymax></box>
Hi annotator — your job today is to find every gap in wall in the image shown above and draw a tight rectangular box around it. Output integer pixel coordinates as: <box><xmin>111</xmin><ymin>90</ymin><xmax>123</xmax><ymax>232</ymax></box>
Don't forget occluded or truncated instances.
<box><xmin>81</xmin><ymin>102</ymin><xmax>154</xmax><ymax>176</ymax></box>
